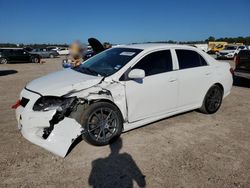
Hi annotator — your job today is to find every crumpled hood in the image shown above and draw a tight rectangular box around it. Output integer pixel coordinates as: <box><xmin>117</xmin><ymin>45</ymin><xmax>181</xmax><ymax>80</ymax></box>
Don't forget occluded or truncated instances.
<box><xmin>26</xmin><ymin>68</ymin><xmax>103</xmax><ymax>96</ymax></box>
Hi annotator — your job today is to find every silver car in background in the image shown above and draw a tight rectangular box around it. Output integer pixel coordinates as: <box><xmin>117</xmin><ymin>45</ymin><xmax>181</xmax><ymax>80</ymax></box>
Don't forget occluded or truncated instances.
<box><xmin>30</xmin><ymin>48</ymin><xmax>59</xmax><ymax>58</ymax></box>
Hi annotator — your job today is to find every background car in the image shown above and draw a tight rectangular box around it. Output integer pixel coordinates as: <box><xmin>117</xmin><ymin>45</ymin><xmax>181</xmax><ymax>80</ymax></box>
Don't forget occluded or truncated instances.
<box><xmin>46</xmin><ymin>46</ymin><xmax>60</xmax><ymax>51</ymax></box>
<box><xmin>207</xmin><ymin>41</ymin><xmax>228</xmax><ymax>54</ymax></box>
<box><xmin>30</xmin><ymin>48</ymin><xmax>59</xmax><ymax>58</ymax></box>
<box><xmin>234</xmin><ymin>50</ymin><xmax>250</xmax><ymax>79</ymax></box>
<box><xmin>57</xmin><ymin>48</ymin><xmax>69</xmax><ymax>55</ymax></box>
<box><xmin>0</xmin><ymin>48</ymin><xmax>41</xmax><ymax>64</ymax></box>
<box><xmin>216</xmin><ymin>45</ymin><xmax>248</xmax><ymax>59</ymax></box>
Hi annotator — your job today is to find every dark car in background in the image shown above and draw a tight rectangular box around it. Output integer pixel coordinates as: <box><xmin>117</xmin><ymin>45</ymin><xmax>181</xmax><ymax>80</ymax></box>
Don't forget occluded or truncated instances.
<box><xmin>0</xmin><ymin>48</ymin><xmax>41</xmax><ymax>64</ymax></box>
<box><xmin>30</xmin><ymin>48</ymin><xmax>59</xmax><ymax>58</ymax></box>
<box><xmin>234</xmin><ymin>50</ymin><xmax>250</xmax><ymax>79</ymax></box>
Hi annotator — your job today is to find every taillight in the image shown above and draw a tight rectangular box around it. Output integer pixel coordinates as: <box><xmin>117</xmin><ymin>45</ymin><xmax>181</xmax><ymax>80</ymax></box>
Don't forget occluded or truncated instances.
<box><xmin>235</xmin><ymin>55</ymin><xmax>240</xmax><ymax>66</ymax></box>
<box><xmin>230</xmin><ymin>67</ymin><xmax>234</xmax><ymax>75</ymax></box>
<box><xmin>12</xmin><ymin>100</ymin><xmax>21</xmax><ymax>109</ymax></box>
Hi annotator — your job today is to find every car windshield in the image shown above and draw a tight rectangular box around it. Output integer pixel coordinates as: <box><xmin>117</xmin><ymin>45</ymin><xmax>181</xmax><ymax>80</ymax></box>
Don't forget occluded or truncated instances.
<box><xmin>224</xmin><ymin>46</ymin><xmax>237</xmax><ymax>50</ymax></box>
<box><xmin>73</xmin><ymin>48</ymin><xmax>142</xmax><ymax>77</ymax></box>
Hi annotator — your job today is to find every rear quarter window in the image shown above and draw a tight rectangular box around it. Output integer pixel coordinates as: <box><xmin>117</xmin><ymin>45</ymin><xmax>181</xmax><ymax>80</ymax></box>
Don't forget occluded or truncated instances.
<box><xmin>176</xmin><ymin>49</ymin><xmax>207</xmax><ymax>69</ymax></box>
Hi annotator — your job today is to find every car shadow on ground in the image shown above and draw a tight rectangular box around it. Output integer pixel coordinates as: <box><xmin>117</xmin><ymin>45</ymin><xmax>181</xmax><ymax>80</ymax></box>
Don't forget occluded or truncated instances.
<box><xmin>5</xmin><ymin>62</ymin><xmax>34</xmax><ymax>64</ymax></box>
<box><xmin>88</xmin><ymin>138</ymin><xmax>146</xmax><ymax>188</ymax></box>
<box><xmin>0</xmin><ymin>70</ymin><xmax>18</xmax><ymax>76</ymax></box>
<box><xmin>233</xmin><ymin>76</ymin><xmax>250</xmax><ymax>88</ymax></box>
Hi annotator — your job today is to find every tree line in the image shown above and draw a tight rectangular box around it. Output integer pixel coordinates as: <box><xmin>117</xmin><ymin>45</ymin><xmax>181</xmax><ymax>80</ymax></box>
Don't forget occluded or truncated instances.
<box><xmin>1</xmin><ymin>36</ymin><xmax>250</xmax><ymax>48</ymax></box>
<box><xmin>140</xmin><ymin>36</ymin><xmax>250</xmax><ymax>45</ymax></box>
<box><xmin>0</xmin><ymin>43</ymin><xmax>69</xmax><ymax>48</ymax></box>
<box><xmin>207</xmin><ymin>36</ymin><xmax>250</xmax><ymax>45</ymax></box>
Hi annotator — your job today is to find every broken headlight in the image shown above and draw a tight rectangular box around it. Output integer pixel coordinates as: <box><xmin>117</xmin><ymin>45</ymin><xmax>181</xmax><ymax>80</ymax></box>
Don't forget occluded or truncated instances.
<box><xmin>33</xmin><ymin>96</ymin><xmax>76</xmax><ymax>112</ymax></box>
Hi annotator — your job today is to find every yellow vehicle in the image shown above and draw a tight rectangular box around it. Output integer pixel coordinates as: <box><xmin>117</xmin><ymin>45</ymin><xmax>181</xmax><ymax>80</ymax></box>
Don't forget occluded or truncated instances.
<box><xmin>208</xmin><ymin>41</ymin><xmax>228</xmax><ymax>54</ymax></box>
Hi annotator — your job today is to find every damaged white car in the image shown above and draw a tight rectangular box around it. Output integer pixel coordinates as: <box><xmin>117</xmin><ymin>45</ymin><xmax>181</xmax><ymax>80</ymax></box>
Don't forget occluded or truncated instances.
<box><xmin>13</xmin><ymin>44</ymin><xmax>233</xmax><ymax>157</ymax></box>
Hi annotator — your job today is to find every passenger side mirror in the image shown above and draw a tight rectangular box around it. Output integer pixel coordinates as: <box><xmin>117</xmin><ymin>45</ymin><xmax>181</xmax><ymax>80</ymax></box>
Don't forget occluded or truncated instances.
<box><xmin>128</xmin><ymin>69</ymin><xmax>145</xmax><ymax>80</ymax></box>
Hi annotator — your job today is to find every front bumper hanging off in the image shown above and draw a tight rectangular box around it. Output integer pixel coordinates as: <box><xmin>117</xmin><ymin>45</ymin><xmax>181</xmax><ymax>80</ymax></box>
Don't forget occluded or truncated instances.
<box><xmin>15</xmin><ymin>88</ymin><xmax>84</xmax><ymax>157</ymax></box>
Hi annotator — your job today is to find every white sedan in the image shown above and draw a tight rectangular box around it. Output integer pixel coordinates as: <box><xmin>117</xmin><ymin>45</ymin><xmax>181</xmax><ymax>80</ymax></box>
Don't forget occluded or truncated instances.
<box><xmin>13</xmin><ymin>44</ymin><xmax>233</xmax><ymax>157</ymax></box>
<box><xmin>57</xmin><ymin>48</ymin><xmax>69</xmax><ymax>55</ymax></box>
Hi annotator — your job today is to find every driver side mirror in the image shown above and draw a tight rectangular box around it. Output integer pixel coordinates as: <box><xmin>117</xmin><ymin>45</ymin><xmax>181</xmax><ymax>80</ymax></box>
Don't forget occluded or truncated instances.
<box><xmin>128</xmin><ymin>69</ymin><xmax>145</xmax><ymax>80</ymax></box>
<box><xmin>23</xmin><ymin>51</ymin><xmax>26</xmax><ymax>54</ymax></box>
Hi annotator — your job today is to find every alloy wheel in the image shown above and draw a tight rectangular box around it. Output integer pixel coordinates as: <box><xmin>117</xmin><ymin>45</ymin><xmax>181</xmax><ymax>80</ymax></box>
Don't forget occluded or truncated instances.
<box><xmin>205</xmin><ymin>87</ymin><xmax>222</xmax><ymax>112</ymax></box>
<box><xmin>87</xmin><ymin>107</ymin><xmax>118</xmax><ymax>143</ymax></box>
<box><xmin>0</xmin><ymin>58</ymin><xmax>8</xmax><ymax>64</ymax></box>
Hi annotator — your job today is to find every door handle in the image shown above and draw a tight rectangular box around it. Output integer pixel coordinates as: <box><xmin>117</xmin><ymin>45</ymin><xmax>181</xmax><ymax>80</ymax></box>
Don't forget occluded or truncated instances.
<box><xmin>205</xmin><ymin>72</ymin><xmax>212</xmax><ymax>76</ymax></box>
<box><xmin>169</xmin><ymin>78</ymin><xmax>177</xmax><ymax>82</ymax></box>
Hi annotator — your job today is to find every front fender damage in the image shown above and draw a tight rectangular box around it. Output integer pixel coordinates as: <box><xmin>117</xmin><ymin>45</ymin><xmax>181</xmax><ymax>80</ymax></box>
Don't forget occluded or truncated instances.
<box><xmin>38</xmin><ymin>80</ymin><xmax>126</xmax><ymax>157</ymax></box>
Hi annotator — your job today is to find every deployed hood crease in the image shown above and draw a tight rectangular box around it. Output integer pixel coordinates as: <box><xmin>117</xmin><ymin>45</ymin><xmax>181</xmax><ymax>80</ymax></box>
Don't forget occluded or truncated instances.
<box><xmin>26</xmin><ymin>69</ymin><xmax>103</xmax><ymax>96</ymax></box>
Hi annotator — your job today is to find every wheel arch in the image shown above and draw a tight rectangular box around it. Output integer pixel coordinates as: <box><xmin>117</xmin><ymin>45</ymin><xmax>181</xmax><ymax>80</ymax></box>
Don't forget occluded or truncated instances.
<box><xmin>199</xmin><ymin>82</ymin><xmax>224</xmax><ymax>114</ymax></box>
<box><xmin>31</xmin><ymin>55</ymin><xmax>41</xmax><ymax>59</ymax></box>
<box><xmin>200</xmin><ymin>82</ymin><xmax>224</xmax><ymax>107</ymax></box>
<box><xmin>88</xmin><ymin>98</ymin><xmax>125</xmax><ymax>123</ymax></box>
<box><xmin>214</xmin><ymin>83</ymin><xmax>224</xmax><ymax>95</ymax></box>
<box><xmin>204</xmin><ymin>82</ymin><xmax>224</xmax><ymax>98</ymax></box>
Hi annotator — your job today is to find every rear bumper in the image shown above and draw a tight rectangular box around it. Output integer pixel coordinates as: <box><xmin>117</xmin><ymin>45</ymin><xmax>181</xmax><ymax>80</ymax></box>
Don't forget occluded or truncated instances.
<box><xmin>15</xmin><ymin>88</ymin><xmax>83</xmax><ymax>157</ymax></box>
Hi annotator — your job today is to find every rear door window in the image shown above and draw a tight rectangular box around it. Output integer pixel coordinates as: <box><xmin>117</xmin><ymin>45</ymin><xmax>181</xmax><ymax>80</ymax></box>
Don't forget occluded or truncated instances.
<box><xmin>176</xmin><ymin>50</ymin><xmax>207</xmax><ymax>69</ymax></box>
<box><xmin>15</xmin><ymin>49</ymin><xmax>25</xmax><ymax>55</ymax></box>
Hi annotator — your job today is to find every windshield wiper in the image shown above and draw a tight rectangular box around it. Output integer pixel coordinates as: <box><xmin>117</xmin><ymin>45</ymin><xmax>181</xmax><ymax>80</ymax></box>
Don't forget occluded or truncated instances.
<box><xmin>80</xmin><ymin>67</ymin><xmax>106</xmax><ymax>77</ymax></box>
<box><xmin>73</xmin><ymin>66</ymin><xmax>107</xmax><ymax>77</ymax></box>
<box><xmin>85</xmin><ymin>67</ymin><xmax>100</xmax><ymax>75</ymax></box>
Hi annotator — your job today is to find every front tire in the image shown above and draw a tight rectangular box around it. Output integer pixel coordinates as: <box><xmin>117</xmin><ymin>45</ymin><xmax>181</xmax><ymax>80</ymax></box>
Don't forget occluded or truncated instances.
<box><xmin>80</xmin><ymin>102</ymin><xmax>123</xmax><ymax>146</ymax></box>
<box><xmin>200</xmin><ymin>85</ymin><xmax>223</xmax><ymax>114</ymax></box>
<box><xmin>49</xmin><ymin>54</ymin><xmax>54</xmax><ymax>58</ymax></box>
<box><xmin>0</xmin><ymin>58</ymin><xmax>8</xmax><ymax>64</ymax></box>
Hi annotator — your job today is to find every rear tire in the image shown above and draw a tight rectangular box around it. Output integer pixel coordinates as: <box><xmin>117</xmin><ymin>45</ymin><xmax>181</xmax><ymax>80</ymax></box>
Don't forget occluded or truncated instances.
<box><xmin>0</xmin><ymin>58</ymin><xmax>8</xmax><ymax>64</ymax></box>
<box><xmin>80</xmin><ymin>102</ymin><xmax>123</xmax><ymax>146</ymax></box>
<box><xmin>199</xmin><ymin>85</ymin><xmax>223</xmax><ymax>114</ymax></box>
<box><xmin>31</xmin><ymin>57</ymin><xmax>40</xmax><ymax>63</ymax></box>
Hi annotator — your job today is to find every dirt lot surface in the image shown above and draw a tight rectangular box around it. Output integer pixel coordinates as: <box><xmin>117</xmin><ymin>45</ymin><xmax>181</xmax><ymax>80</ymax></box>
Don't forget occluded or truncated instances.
<box><xmin>0</xmin><ymin>57</ymin><xmax>250</xmax><ymax>188</ymax></box>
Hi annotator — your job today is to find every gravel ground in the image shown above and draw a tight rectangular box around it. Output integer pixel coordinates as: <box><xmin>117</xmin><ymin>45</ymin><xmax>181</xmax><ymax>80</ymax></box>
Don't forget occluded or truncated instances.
<box><xmin>0</xmin><ymin>56</ymin><xmax>250</xmax><ymax>188</ymax></box>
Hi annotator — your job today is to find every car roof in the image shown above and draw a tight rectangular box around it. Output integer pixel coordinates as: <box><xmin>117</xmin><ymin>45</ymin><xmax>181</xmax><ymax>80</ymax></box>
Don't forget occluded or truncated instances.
<box><xmin>114</xmin><ymin>43</ymin><xmax>197</xmax><ymax>51</ymax></box>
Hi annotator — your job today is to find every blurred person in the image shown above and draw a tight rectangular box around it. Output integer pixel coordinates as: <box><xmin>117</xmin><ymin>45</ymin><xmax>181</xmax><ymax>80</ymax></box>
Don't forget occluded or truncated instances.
<box><xmin>69</xmin><ymin>40</ymin><xmax>87</xmax><ymax>67</ymax></box>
